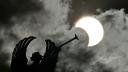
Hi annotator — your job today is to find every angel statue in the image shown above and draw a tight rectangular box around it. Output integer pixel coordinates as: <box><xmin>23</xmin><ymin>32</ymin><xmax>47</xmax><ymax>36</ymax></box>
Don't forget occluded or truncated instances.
<box><xmin>11</xmin><ymin>36</ymin><xmax>61</xmax><ymax>72</ymax></box>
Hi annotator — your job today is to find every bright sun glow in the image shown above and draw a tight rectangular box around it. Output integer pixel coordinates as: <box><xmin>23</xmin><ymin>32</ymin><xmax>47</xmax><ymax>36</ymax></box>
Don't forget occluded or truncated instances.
<box><xmin>75</xmin><ymin>16</ymin><xmax>104</xmax><ymax>46</ymax></box>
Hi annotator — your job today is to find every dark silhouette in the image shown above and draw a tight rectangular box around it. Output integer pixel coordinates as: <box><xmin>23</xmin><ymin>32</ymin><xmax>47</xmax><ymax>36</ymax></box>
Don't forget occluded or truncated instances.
<box><xmin>11</xmin><ymin>36</ymin><xmax>61</xmax><ymax>72</ymax></box>
<box><xmin>11</xmin><ymin>35</ymin><xmax>79</xmax><ymax>72</ymax></box>
<box><xmin>29</xmin><ymin>52</ymin><xmax>42</xmax><ymax>72</ymax></box>
<box><xmin>11</xmin><ymin>36</ymin><xmax>36</xmax><ymax>72</ymax></box>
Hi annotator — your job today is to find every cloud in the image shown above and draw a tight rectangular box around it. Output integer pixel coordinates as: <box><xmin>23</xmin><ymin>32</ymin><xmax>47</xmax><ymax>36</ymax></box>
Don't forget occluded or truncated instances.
<box><xmin>56</xmin><ymin>9</ymin><xmax>128</xmax><ymax>72</ymax></box>
<box><xmin>94</xmin><ymin>9</ymin><xmax>128</xmax><ymax>72</ymax></box>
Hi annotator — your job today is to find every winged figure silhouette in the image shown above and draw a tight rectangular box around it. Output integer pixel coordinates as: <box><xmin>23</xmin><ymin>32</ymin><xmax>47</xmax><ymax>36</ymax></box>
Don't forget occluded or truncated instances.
<box><xmin>11</xmin><ymin>36</ymin><xmax>60</xmax><ymax>72</ymax></box>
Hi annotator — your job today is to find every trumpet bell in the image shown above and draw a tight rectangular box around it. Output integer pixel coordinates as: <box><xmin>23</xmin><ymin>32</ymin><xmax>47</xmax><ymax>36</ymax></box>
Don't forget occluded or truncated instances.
<box><xmin>75</xmin><ymin>34</ymin><xmax>79</xmax><ymax>40</ymax></box>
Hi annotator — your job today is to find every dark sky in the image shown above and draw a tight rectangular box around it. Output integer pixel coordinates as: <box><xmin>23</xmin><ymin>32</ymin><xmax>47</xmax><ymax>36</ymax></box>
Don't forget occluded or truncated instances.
<box><xmin>68</xmin><ymin>0</ymin><xmax>128</xmax><ymax>26</ymax></box>
<box><xmin>0</xmin><ymin>0</ymin><xmax>127</xmax><ymax>26</ymax></box>
<box><xmin>0</xmin><ymin>0</ymin><xmax>42</xmax><ymax>27</ymax></box>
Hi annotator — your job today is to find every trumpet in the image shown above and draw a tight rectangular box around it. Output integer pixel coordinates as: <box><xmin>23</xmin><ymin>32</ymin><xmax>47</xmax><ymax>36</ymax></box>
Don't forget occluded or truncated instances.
<box><xmin>58</xmin><ymin>34</ymin><xmax>79</xmax><ymax>48</ymax></box>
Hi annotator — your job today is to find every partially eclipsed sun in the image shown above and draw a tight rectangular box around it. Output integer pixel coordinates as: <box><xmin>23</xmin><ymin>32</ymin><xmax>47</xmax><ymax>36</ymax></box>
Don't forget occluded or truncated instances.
<box><xmin>75</xmin><ymin>17</ymin><xmax>104</xmax><ymax>47</ymax></box>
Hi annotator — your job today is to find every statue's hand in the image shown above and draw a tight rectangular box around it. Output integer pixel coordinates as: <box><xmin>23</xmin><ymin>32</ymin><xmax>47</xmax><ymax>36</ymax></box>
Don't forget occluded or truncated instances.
<box><xmin>44</xmin><ymin>39</ymin><xmax>59</xmax><ymax>59</ymax></box>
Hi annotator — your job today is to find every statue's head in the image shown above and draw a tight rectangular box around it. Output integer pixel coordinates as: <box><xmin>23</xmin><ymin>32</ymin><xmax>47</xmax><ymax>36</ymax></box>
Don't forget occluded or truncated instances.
<box><xmin>31</xmin><ymin>52</ymin><xmax>42</xmax><ymax>62</ymax></box>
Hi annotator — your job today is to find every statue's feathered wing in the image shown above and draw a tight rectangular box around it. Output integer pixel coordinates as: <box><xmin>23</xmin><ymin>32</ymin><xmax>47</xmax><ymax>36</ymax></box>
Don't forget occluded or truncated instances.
<box><xmin>11</xmin><ymin>36</ymin><xmax>36</xmax><ymax>72</ymax></box>
<box><xmin>40</xmin><ymin>40</ymin><xmax>60</xmax><ymax>72</ymax></box>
